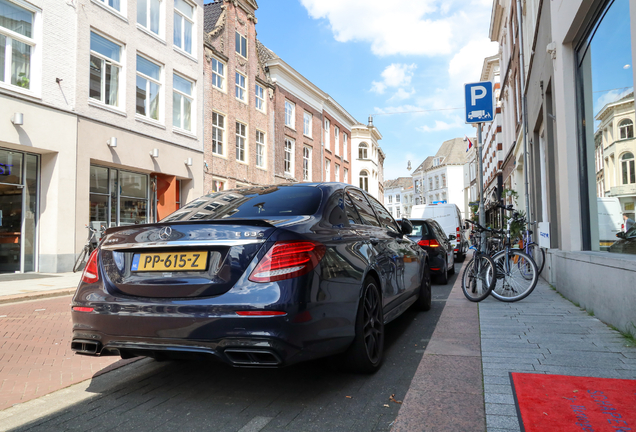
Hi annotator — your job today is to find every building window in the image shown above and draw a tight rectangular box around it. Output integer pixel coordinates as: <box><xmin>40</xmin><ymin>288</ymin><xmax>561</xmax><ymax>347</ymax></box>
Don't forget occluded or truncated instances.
<box><xmin>335</xmin><ymin>163</ymin><xmax>340</xmax><ymax>182</ymax></box>
<box><xmin>255</xmin><ymin>83</ymin><xmax>265</xmax><ymax>111</ymax></box>
<box><xmin>136</xmin><ymin>55</ymin><xmax>161</xmax><ymax>121</ymax></box>
<box><xmin>442</xmin><ymin>174</ymin><xmax>446</xmax><ymax>187</ymax></box>
<box><xmin>211</xmin><ymin>58</ymin><xmax>224</xmax><ymax>90</ymax></box>
<box><xmin>235</xmin><ymin>31</ymin><xmax>247</xmax><ymax>58</ymax></box>
<box><xmin>212</xmin><ymin>112</ymin><xmax>224</xmax><ymax>155</ymax></box>
<box><xmin>90</xmin><ymin>165</ymin><xmax>148</xmax><ymax>227</ymax></box>
<box><xmin>174</xmin><ymin>0</ymin><xmax>193</xmax><ymax>54</ymax></box>
<box><xmin>396</xmin><ymin>208</ymin><xmax>401</xmax><ymax>218</ymax></box>
<box><xmin>619</xmin><ymin>119</ymin><xmax>634</xmax><ymax>140</ymax></box>
<box><xmin>578</xmin><ymin>0</ymin><xmax>635</xmax><ymax>254</ymax></box>
<box><xmin>343</xmin><ymin>134</ymin><xmax>348</xmax><ymax>160</ymax></box>
<box><xmin>0</xmin><ymin>0</ymin><xmax>36</xmax><ymax>90</ymax></box>
<box><xmin>334</xmin><ymin>126</ymin><xmax>339</xmax><ymax>156</ymax></box>
<box><xmin>137</xmin><ymin>0</ymin><xmax>161</xmax><ymax>36</ymax></box>
<box><xmin>622</xmin><ymin>153</ymin><xmax>635</xmax><ymax>185</ymax></box>
<box><xmin>97</xmin><ymin>0</ymin><xmax>121</xmax><ymax>13</ymax></box>
<box><xmin>285</xmin><ymin>100</ymin><xmax>295</xmax><ymax>128</ymax></box>
<box><xmin>89</xmin><ymin>32</ymin><xmax>121</xmax><ymax>107</ymax></box>
<box><xmin>325</xmin><ymin>158</ymin><xmax>330</xmax><ymax>181</ymax></box>
<box><xmin>284</xmin><ymin>138</ymin><xmax>294</xmax><ymax>175</ymax></box>
<box><xmin>303</xmin><ymin>146</ymin><xmax>311</xmax><ymax>181</ymax></box>
<box><xmin>344</xmin><ymin>167</ymin><xmax>348</xmax><ymax>183</ymax></box>
<box><xmin>324</xmin><ymin>119</ymin><xmax>330</xmax><ymax>150</ymax></box>
<box><xmin>256</xmin><ymin>130</ymin><xmax>265</xmax><ymax>168</ymax></box>
<box><xmin>303</xmin><ymin>112</ymin><xmax>311</xmax><ymax>136</ymax></box>
<box><xmin>359</xmin><ymin>170</ymin><xmax>369</xmax><ymax>191</ymax></box>
<box><xmin>235</xmin><ymin>122</ymin><xmax>246</xmax><ymax>162</ymax></box>
<box><xmin>388</xmin><ymin>195</ymin><xmax>393</xmax><ymax>204</ymax></box>
<box><xmin>359</xmin><ymin>142</ymin><xmax>368</xmax><ymax>159</ymax></box>
<box><xmin>235</xmin><ymin>71</ymin><xmax>246</xmax><ymax>102</ymax></box>
<box><xmin>396</xmin><ymin>195</ymin><xmax>400</xmax><ymax>203</ymax></box>
<box><xmin>173</xmin><ymin>73</ymin><xmax>193</xmax><ymax>131</ymax></box>
<box><xmin>429</xmin><ymin>178</ymin><xmax>433</xmax><ymax>190</ymax></box>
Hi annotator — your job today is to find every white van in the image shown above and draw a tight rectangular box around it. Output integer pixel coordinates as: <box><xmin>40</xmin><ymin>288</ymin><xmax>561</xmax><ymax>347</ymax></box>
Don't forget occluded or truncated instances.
<box><xmin>597</xmin><ymin>197</ymin><xmax>622</xmax><ymax>250</ymax></box>
<box><xmin>410</xmin><ymin>203</ymin><xmax>468</xmax><ymax>260</ymax></box>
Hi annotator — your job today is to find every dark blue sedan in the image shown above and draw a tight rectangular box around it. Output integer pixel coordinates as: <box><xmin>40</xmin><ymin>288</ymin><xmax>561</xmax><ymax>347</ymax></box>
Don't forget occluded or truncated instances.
<box><xmin>71</xmin><ymin>183</ymin><xmax>431</xmax><ymax>373</ymax></box>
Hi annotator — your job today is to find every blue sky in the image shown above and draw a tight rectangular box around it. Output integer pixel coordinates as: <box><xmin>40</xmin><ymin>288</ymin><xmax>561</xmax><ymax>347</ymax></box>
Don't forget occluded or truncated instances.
<box><xmin>212</xmin><ymin>0</ymin><xmax>498</xmax><ymax>180</ymax></box>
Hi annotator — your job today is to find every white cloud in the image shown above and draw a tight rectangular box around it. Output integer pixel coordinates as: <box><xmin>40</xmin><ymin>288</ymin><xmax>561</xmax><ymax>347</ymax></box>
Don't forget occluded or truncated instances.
<box><xmin>389</xmin><ymin>88</ymin><xmax>416</xmax><ymax>101</ymax></box>
<box><xmin>418</xmin><ymin>116</ymin><xmax>465</xmax><ymax>132</ymax></box>
<box><xmin>449</xmin><ymin>38</ymin><xmax>499</xmax><ymax>84</ymax></box>
<box><xmin>300</xmin><ymin>0</ymin><xmax>459</xmax><ymax>56</ymax></box>
<box><xmin>371</xmin><ymin>63</ymin><xmax>417</xmax><ymax>95</ymax></box>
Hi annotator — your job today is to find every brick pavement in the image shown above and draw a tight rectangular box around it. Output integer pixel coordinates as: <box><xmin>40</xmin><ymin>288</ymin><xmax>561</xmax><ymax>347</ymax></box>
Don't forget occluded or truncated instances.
<box><xmin>0</xmin><ymin>296</ymin><xmax>133</xmax><ymax>411</ymax></box>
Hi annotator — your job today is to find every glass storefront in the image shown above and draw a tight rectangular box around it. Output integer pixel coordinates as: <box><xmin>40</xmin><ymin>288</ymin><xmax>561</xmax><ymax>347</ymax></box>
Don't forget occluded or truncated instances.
<box><xmin>0</xmin><ymin>149</ymin><xmax>38</xmax><ymax>273</ymax></box>
<box><xmin>578</xmin><ymin>0</ymin><xmax>636</xmax><ymax>255</ymax></box>
<box><xmin>90</xmin><ymin>165</ymin><xmax>148</xmax><ymax>229</ymax></box>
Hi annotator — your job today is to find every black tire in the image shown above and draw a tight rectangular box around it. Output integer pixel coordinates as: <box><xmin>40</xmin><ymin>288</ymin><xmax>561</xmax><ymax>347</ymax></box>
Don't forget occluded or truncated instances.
<box><xmin>342</xmin><ymin>277</ymin><xmax>384</xmax><ymax>373</ymax></box>
<box><xmin>448</xmin><ymin>255</ymin><xmax>456</xmax><ymax>275</ymax></box>
<box><xmin>73</xmin><ymin>246</ymin><xmax>90</xmax><ymax>273</ymax></box>
<box><xmin>490</xmin><ymin>250</ymin><xmax>538</xmax><ymax>302</ymax></box>
<box><xmin>461</xmin><ymin>255</ymin><xmax>496</xmax><ymax>302</ymax></box>
<box><xmin>414</xmin><ymin>265</ymin><xmax>432</xmax><ymax>311</ymax></box>
<box><xmin>528</xmin><ymin>243</ymin><xmax>546</xmax><ymax>275</ymax></box>
<box><xmin>438</xmin><ymin>262</ymin><xmax>449</xmax><ymax>285</ymax></box>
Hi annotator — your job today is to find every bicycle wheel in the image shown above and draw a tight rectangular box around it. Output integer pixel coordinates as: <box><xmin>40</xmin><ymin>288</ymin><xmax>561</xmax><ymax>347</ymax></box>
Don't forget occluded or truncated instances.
<box><xmin>461</xmin><ymin>254</ymin><xmax>496</xmax><ymax>302</ymax></box>
<box><xmin>527</xmin><ymin>243</ymin><xmax>545</xmax><ymax>275</ymax></box>
<box><xmin>490</xmin><ymin>249</ymin><xmax>538</xmax><ymax>302</ymax></box>
<box><xmin>73</xmin><ymin>246</ymin><xmax>90</xmax><ymax>273</ymax></box>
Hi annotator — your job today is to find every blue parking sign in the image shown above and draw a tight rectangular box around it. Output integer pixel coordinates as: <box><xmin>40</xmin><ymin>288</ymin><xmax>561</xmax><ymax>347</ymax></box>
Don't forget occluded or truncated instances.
<box><xmin>465</xmin><ymin>81</ymin><xmax>494</xmax><ymax>124</ymax></box>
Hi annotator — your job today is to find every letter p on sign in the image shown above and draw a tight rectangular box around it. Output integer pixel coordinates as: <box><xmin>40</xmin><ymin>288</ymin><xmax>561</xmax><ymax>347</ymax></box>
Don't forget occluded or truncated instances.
<box><xmin>471</xmin><ymin>86</ymin><xmax>487</xmax><ymax>105</ymax></box>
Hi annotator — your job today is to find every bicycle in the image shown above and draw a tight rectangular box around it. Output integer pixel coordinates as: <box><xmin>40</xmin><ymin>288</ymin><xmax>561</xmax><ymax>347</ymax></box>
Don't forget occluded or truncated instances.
<box><xmin>73</xmin><ymin>225</ymin><xmax>105</xmax><ymax>273</ymax></box>
<box><xmin>489</xmin><ymin>204</ymin><xmax>539</xmax><ymax>302</ymax></box>
<box><xmin>520</xmin><ymin>223</ymin><xmax>546</xmax><ymax>275</ymax></box>
<box><xmin>461</xmin><ymin>220</ymin><xmax>496</xmax><ymax>302</ymax></box>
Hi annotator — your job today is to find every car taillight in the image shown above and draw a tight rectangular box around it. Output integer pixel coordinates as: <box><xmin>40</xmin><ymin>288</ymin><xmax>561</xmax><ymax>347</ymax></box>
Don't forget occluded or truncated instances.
<box><xmin>456</xmin><ymin>226</ymin><xmax>460</xmax><ymax>238</ymax></box>
<box><xmin>81</xmin><ymin>249</ymin><xmax>100</xmax><ymax>284</ymax></box>
<box><xmin>72</xmin><ymin>306</ymin><xmax>94</xmax><ymax>313</ymax></box>
<box><xmin>418</xmin><ymin>239</ymin><xmax>440</xmax><ymax>248</ymax></box>
<box><xmin>235</xmin><ymin>311</ymin><xmax>287</xmax><ymax>317</ymax></box>
<box><xmin>249</xmin><ymin>241</ymin><xmax>326</xmax><ymax>283</ymax></box>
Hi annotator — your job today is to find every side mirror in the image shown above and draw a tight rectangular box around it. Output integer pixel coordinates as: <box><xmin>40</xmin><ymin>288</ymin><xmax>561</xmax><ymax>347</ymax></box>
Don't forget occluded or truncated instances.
<box><xmin>616</xmin><ymin>232</ymin><xmax>627</xmax><ymax>239</ymax></box>
<box><xmin>400</xmin><ymin>218</ymin><xmax>413</xmax><ymax>235</ymax></box>
<box><xmin>448</xmin><ymin>235</ymin><xmax>457</xmax><ymax>241</ymax></box>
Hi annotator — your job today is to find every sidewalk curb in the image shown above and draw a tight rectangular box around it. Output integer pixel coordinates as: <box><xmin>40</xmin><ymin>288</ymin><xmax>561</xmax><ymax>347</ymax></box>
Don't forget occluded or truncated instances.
<box><xmin>0</xmin><ymin>288</ymin><xmax>76</xmax><ymax>305</ymax></box>
<box><xmin>391</xmin><ymin>260</ymin><xmax>486</xmax><ymax>431</ymax></box>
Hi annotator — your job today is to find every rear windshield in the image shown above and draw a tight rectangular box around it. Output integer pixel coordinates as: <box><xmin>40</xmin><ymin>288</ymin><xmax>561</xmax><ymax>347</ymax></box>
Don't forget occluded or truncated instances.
<box><xmin>160</xmin><ymin>186</ymin><xmax>322</xmax><ymax>222</ymax></box>
<box><xmin>410</xmin><ymin>222</ymin><xmax>430</xmax><ymax>237</ymax></box>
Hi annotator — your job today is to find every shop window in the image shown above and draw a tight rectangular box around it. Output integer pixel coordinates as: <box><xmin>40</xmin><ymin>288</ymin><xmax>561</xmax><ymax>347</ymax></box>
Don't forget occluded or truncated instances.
<box><xmin>90</xmin><ymin>165</ymin><xmax>148</xmax><ymax>227</ymax></box>
<box><xmin>577</xmin><ymin>0</ymin><xmax>635</xmax><ymax>255</ymax></box>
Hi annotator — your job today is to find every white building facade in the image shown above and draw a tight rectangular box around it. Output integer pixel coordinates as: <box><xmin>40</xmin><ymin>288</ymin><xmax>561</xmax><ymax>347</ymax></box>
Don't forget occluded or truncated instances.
<box><xmin>0</xmin><ymin>0</ymin><xmax>205</xmax><ymax>274</ymax></box>
<box><xmin>351</xmin><ymin>122</ymin><xmax>384</xmax><ymax>200</ymax></box>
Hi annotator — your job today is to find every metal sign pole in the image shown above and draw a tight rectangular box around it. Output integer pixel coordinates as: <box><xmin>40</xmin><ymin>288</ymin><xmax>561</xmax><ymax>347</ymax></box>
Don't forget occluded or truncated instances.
<box><xmin>477</xmin><ymin>122</ymin><xmax>486</xmax><ymax>252</ymax></box>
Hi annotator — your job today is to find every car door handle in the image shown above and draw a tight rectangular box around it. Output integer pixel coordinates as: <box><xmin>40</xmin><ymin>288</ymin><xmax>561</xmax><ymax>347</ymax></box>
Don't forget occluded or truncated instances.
<box><xmin>370</xmin><ymin>237</ymin><xmax>380</xmax><ymax>245</ymax></box>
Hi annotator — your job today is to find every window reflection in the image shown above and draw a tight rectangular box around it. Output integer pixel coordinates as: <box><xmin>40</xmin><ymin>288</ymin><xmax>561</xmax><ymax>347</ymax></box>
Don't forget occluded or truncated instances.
<box><xmin>579</xmin><ymin>0</ymin><xmax>636</xmax><ymax>254</ymax></box>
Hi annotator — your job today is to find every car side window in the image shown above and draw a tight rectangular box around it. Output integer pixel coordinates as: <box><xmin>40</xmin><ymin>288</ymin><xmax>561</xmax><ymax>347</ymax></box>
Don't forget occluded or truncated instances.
<box><xmin>432</xmin><ymin>221</ymin><xmax>446</xmax><ymax>242</ymax></box>
<box><xmin>343</xmin><ymin>192</ymin><xmax>363</xmax><ymax>225</ymax></box>
<box><xmin>347</xmin><ymin>189</ymin><xmax>381</xmax><ymax>227</ymax></box>
<box><xmin>365</xmin><ymin>194</ymin><xmax>401</xmax><ymax>233</ymax></box>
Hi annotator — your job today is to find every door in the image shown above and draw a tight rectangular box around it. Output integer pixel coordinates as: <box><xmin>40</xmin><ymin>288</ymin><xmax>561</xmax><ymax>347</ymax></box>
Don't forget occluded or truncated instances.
<box><xmin>0</xmin><ymin>151</ymin><xmax>38</xmax><ymax>273</ymax></box>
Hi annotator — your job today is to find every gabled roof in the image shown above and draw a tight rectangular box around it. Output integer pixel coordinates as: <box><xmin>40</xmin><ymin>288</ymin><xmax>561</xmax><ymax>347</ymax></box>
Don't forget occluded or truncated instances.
<box><xmin>204</xmin><ymin>1</ymin><xmax>224</xmax><ymax>34</ymax></box>
<box><xmin>432</xmin><ymin>137</ymin><xmax>468</xmax><ymax>166</ymax></box>
<box><xmin>385</xmin><ymin>177</ymin><xmax>413</xmax><ymax>190</ymax></box>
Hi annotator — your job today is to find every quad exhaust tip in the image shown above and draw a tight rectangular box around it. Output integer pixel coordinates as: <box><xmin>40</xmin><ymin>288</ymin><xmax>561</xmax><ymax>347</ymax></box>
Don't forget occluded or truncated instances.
<box><xmin>224</xmin><ymin>349</ymin><xmax>281</xmax><ymax>367</ymax></box>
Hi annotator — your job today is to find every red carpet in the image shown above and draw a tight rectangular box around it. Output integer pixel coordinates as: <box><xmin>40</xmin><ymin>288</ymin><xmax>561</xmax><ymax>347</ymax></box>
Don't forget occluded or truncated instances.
<box><xmin>510</xmin><ymin>372</ymin><xmax>636</xmax><ymax>432</ymax></box>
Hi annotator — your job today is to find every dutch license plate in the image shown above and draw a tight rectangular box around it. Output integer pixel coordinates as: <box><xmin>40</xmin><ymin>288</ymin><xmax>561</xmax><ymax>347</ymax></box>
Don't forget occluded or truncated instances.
<box><xmin>131</xmin><ymin>251</ymin><xmax>208</xmax><ymax>272</ymax></box>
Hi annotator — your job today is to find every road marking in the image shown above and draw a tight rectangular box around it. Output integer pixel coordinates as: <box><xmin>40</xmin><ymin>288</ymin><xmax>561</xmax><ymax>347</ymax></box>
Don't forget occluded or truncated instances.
<box><xmin>34</xmin><ymin>309</ymin><xmax>46</xmax><ymax>312</ymax></box>
<box><xmin>237</xmin><ymin>416</ymin><xmax>273</xmax><ymax>432</ymax></box>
